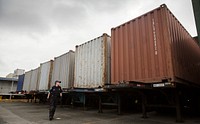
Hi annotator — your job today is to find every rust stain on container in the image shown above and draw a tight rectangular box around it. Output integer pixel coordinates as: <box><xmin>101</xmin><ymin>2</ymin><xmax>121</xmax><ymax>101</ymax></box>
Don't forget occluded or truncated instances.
<box><xmin>74</xmin><ymin>33</ymin><xmax>111</xmax><ymax>88</ymax></box>
<box><xmin>111</xmin><ymin>4</ymin><xmax>200</xmax><ymax>85</ymax></box>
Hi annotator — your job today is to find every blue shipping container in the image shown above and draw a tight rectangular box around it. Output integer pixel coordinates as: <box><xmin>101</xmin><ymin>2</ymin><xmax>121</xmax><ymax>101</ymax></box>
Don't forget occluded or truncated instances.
<box><xmin>17</xmin><ymin>74</ymin><xmax>25</xmax><ymax>91</ymax></box>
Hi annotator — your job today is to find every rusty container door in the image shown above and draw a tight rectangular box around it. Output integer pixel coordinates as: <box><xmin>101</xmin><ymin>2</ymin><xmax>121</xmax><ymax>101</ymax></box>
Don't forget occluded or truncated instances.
<box><xmin>74</xmin><ymin>33</ymin><xmax>111</xmax><ymax>88</ymax></box>
<box><xmin>111</xmin><ymin>4</ymin><xmax>200</xmax><ymax>86</ymax></box>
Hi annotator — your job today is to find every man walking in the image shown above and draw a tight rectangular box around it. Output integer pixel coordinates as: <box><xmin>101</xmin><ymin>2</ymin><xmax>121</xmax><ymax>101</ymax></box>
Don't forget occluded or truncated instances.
<box><xmin>47</xmin><ymin>80</ymin><xmax>62</xmax><ymax>120</ymax></box>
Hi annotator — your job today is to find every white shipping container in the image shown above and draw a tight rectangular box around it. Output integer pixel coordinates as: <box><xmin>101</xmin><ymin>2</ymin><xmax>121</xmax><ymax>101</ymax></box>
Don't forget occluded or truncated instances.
<box><xmin>38</xmin><ymin>60</ymin><xmax>53</xmax><ymax>91</ymax></box>
<box><xmin>51</xmin><ymin>50</ymin><xmax>75</xmax><ymax>89</ymax></box>
<box><xmin>30</xmin><ymin>67</ymin><xmax>40</xmax><ymax>91</ymax></box>
<box><xmin>23</xmin><ymin>70</ymin><xmax>32</xmax><ymax>92</ymax></box>
<box><xmin>74</xmin><ymin>33</ymin><xmax>111</xmax><ymax>88</ymax></box>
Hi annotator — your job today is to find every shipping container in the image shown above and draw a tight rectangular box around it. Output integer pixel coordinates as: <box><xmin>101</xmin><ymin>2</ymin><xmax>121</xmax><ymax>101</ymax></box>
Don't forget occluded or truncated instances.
<box><xmin>30</xmin><ymin>67</ymin><xmax>40</xmax><ymax>91</ymax></box>
<box><xmin>23</xmin><ymin>70</ymin><xmax>32</xmax><ymax>92</ymax></box>
<box><xmin>111</xmin><ymin>4</ymin><xmax>200</xmax><ymax>86</ymax></box>
<box><xmin>17</xmin><ymin>74</ymin><xmax>25</xmax><ymax>92</ymax></box>
<box><xmin>51</xmin><ymin>50</ymin><xmax>75</xmax><ymax>89</ymax></box>
<box><xmin>38</xmin><ymin>60</ymin><xmax>53</xmax><ymax>91</ymax></box>
<box><xmin>74</xmin><ymin>33</ymin><xmax>111</xmax><ymax>88</ymax></box>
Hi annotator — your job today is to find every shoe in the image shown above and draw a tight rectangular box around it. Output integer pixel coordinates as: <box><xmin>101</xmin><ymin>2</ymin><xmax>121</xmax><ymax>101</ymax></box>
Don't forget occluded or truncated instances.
<box><xmin>49</xmin><ymin>117</ymin><xmax>53</xmax><ymax>121</ymax></box>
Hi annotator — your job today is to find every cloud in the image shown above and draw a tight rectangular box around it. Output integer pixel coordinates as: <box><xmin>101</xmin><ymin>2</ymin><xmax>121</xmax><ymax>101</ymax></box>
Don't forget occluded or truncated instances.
<box><xmin>0</xmin><ymin>59</ymin><xmax>5</xmax><ymax>67</ymax></box>
<box><xmin>0</xmin><ymin>0</ymin><xmax>197</xmax><ymax>77</ymax></box>
<box><xmin>50</xmin><ymin>3</ymin><xmax>88</xmax><ymax>29</ymax></box>
<box><xmin>0</xmin><ymin>0</ymin><xmax>51</xmax><ymax>34</ymax></box>
<box><xmin>0</xmin><ymin>0</ymin><xmax>128</xmax><ymax>34</ymax></box>
<box><xmin>78</xmin><ymin>0</ymin><xmax>130</xmax><ymax>13</ymax></box>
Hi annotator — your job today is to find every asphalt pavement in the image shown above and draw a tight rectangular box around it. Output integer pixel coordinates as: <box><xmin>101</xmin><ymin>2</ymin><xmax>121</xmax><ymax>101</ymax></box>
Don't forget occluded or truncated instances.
<box><xmin>0</xmin><ymin>102</ymin><xmax>200</xmax><ymax>124</ymax></box>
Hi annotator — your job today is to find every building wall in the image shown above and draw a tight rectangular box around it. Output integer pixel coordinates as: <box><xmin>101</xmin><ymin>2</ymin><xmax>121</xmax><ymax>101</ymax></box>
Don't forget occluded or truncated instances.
<box><xmin>0</xmin><ymin>81</ymin><xmax>17</xmax><ymax>93</ymax></box>
<box><xmin>192</xmin><ymin>0</ymin><xmax>200</xmax><ymax>44</ymax></box>
<box><xmin>14</xmin><ymin>69</ymin><xmax>25</xmax><ymax>76</ymax></box>
<box><xmin>6</xmin><ymin>73</ymin><xmax>14</xmax><ymax>78</ymax></box>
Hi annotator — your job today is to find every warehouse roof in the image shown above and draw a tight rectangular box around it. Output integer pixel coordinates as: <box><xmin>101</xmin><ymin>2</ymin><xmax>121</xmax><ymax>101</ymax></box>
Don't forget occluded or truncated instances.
<box><xmin>0</xmin><ymin>77</ymin><xmax>18</xmax><ymax>82</ymax></box>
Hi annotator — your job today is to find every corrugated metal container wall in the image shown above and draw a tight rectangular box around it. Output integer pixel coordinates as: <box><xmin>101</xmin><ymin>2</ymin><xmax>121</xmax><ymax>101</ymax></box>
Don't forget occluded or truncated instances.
<box><xmin>23</xmin><ymin>70</ymin><xmax>32</xmax><ymax>92</ymax></box>
<box><xmin>30</xmin><ymin>67</ymin><xmax>40</xmax><ymax>91</ymax></box>
<box><xmin>51</xmin><ymin>56</ymin><xmax>60</xmax><ymax>87</ymax></box>
<box><xmin>166</xmin><ymin>5</ymin><xmax>200</xmax><ymax>85</ymax></box>
<box><xmin>111</xmin><ymin>4</ymin><xmax>200</xmax><ymax>85</ymax></box>
<box><xmin>74</xmin><ymin>33</ymin><xmax>111</xmax><ymax>88</ymax></box>
<box><xmin>38</xmin><ymin>60</ymin><xmax>53</xmax><ymax>91</ymax></box>
<box><xmin>17</xmin><ymin>74</ymin><xmax>25</xmax><ymax>91</ymax></box>
<box><xmin>51</xmin><ymin>50</ymin><xmax>75</xmax><ymax>89</ymax></box>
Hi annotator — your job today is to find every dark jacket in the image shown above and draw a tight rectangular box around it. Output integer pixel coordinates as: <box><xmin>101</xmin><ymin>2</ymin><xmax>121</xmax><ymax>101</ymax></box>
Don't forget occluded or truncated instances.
<box><xmin>49</xmin><ymin>86</ymin><xmax>62</xmax><ymax>98</ymax></box>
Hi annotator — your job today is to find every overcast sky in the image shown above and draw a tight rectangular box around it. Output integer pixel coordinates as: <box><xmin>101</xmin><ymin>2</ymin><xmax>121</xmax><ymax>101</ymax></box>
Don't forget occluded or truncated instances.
<box><xmin>0</xmin><ymin>0</ymin><xmax>197</xmax><ymax>77</ymax></box>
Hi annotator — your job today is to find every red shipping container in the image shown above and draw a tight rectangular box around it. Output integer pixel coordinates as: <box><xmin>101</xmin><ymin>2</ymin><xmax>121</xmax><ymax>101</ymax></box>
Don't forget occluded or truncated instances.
<box><xmin>111</xmin><ymin>4</ymin><xmax>200</xmax><ymax>86</ymax></box>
